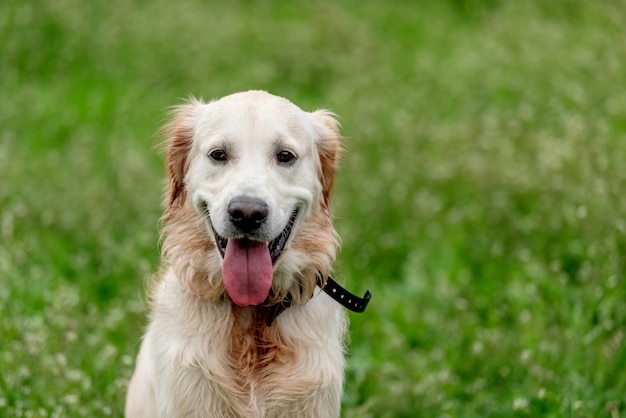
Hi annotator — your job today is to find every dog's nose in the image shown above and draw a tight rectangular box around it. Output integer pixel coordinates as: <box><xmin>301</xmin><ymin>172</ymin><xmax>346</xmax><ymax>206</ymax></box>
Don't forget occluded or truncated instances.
<box><xmin>228</xmin><ymin>198</ymin><xmax>269</xmax><ymax>232</ymax></box>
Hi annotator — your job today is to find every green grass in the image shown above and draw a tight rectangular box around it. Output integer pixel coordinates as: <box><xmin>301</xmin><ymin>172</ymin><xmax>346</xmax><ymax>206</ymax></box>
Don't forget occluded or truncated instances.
<box><xmin>2</xmin><ymin>0</ymin><xmax>626</xmax><ymax>416</ymax></box>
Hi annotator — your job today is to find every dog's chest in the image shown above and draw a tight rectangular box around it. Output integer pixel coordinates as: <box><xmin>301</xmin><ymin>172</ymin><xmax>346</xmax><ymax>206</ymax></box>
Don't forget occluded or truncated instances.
<box><xmin>228</xmin><ymin>306</ymin><xmax>293</xmax><ymax>384</ymax></box>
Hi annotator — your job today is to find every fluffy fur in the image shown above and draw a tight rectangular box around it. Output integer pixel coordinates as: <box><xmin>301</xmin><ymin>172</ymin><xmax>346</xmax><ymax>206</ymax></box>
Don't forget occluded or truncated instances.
<box><xmin>125</xmin><ymin>91</ymin><xmax>348</xmax><ymax>417</ymax></box>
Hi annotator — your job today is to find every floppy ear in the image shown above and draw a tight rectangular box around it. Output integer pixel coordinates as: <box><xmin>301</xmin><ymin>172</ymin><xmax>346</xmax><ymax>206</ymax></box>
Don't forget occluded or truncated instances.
<box><xmin>311</xmin><ymin>110</ymin><xmax>342</xmax><ymax>213</ymax></box>
<box><xmin>160</xmin><ymin>99</ymin><xmax>201</xmax><ymax>216</ymax></box>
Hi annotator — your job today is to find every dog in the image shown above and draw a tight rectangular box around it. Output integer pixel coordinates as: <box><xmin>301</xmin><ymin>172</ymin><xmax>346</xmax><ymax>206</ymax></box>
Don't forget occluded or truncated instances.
<box><xmin>125</xmin><ymin>90</ymin><xmax>353</xmax><ymax>417</ymax></box>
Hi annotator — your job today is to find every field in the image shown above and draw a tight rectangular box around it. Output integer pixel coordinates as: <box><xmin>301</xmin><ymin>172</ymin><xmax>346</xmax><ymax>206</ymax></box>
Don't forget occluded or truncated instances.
<box><xmin>2</xmin><ymin>0</ymin><xmax>626</xmax><ymax>416</ymax></box>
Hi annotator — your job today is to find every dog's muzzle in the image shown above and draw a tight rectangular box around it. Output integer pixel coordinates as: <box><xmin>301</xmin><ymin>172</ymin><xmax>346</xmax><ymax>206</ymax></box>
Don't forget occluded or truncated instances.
<box><xmin>212</xmin><ymin>206</ymin><xmax>299</xmax><ymax>265</ymax></box>
<box><xmin>227</xmin><ymin>197</ymin><xmax>269</xmax><ymax>233</ymax></box>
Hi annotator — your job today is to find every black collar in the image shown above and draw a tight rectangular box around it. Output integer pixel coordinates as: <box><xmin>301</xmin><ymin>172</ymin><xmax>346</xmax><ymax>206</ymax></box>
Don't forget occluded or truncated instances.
<box><xmin>321</xmin><ymin>276</ymin><xmax>371</xmax><ymax>313</ymax></box>
<box><xmin>268</xmin><ymin>275</ymin><xmax>371</xmax><ymax>325</ymax></box>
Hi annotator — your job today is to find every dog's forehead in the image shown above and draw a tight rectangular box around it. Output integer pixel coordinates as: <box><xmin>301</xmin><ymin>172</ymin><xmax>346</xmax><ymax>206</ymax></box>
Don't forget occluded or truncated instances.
<box><xmin>196</xmin><ymin>91</ymin><xmax>315</xmax><ymax>142</ymax></box>
<box><xmin>217</xmin><ymin>90</ymin><xmax>295</xmax><ymax>109</ymax></box>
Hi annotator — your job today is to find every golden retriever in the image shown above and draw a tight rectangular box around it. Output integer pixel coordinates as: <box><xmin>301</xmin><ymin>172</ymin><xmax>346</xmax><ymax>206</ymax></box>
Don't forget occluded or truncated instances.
<box><xmin>125</xmin><ymin>90</ymin><xmax>366</xmax><ymax>417</ymax></box>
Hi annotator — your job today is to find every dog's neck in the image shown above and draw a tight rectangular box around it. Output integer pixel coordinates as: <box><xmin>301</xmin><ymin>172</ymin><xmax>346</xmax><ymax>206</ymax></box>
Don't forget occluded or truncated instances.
<box><xmin>231</xmin><ymin>305</ymin><xmax>277</xmax><ymax>331</ymax></box>
<box><xmin>232</xmin><ymin>305</ymin><xmax>255</xmax><ymax>330</ymax></box>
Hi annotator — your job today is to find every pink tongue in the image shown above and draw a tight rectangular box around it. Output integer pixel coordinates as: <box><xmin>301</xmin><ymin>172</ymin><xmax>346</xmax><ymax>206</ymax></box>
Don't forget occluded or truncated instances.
<box><xmin>223</xmin><ymin>238</ymin><xmax>273</xmax><ymax>306</ymax></box>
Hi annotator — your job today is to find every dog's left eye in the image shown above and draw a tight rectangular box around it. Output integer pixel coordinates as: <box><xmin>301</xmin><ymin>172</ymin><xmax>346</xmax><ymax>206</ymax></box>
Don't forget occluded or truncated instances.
<box><xmin>277</xmin><ymin>150</ymin><xmax>297</xmax><ymax>165</ymax></box>
<box><xmin>209</xmin><ymin>149</ymin><xmax>228</xmax><ymax>162</ymax></box>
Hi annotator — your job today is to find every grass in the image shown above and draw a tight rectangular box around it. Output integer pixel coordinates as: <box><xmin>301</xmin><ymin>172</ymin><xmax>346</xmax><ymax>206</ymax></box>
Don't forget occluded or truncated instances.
<box><xmin>2</xmin><ymin>0</ymin><xmax>626</xmax><ymax>416</ymax></box>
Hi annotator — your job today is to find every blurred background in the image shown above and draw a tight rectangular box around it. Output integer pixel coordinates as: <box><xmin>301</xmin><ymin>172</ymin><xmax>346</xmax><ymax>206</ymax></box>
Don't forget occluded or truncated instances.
<box><xmin>1</xmin><ymin>0</ymin><xmax>625</xmax><ymax>416</ymax></box>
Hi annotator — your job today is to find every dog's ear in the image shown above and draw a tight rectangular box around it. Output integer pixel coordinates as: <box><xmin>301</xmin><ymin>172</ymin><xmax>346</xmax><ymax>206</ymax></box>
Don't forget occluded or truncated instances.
<box><xmin>311</xmin><ymin>110</ymin><xmax>342</xmax><ymax>213</ymax></box>
<box><xmin>160</xmin><ymin>99</ymin><xmax>200</xmax><ymax>216</ymax></box>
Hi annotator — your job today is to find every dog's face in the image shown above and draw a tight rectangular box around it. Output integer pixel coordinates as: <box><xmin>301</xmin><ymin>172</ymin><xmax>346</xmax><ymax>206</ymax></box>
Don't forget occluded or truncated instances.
<box><xmin>163</xmin><ymin>91</ymin><xmax>341</xmax><ymax>306</ymax></box>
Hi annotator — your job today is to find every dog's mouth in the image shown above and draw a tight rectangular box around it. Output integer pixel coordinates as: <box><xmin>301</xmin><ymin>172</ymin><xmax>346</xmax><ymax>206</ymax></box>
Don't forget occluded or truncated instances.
<box><xmin>210</xmin><ymin>208</ymin><xmax>299</xmax><ymax>306</ymax></box>
<box><xmin>212</xmin><ymin>208</ymin><xmax>298</xmax><ymax>264</ymax></box>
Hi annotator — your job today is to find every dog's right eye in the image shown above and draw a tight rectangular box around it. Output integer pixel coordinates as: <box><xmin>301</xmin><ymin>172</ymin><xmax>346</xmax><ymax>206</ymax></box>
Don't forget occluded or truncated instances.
<box><xmin>276</xmin><ymin>150</ymin><xmax>297</xmax><ymax>165</ymax></box>
<box><xmin>208</xmin><ymin>149</ymin><xmax>228</xmax><ymax>162</ymax></box>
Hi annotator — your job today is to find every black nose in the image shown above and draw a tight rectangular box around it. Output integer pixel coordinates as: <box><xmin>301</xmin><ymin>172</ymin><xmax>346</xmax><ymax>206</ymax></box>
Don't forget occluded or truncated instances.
<box><xmin>228</xmin><ymin>198</ymin><xmax>269</xmax><ymax>232</ymax></box>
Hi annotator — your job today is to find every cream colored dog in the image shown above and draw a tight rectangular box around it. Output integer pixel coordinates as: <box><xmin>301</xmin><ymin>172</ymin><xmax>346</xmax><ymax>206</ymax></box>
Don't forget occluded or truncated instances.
<box><xmin>125</xmin><ymin>91</ymin><xmax>348</xmax><ymax>417</ymax></box>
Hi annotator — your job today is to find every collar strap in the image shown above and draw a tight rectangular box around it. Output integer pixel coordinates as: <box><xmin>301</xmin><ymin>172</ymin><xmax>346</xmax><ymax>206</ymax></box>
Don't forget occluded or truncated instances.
<box><xmin>320</xmin><ymin>276</ymin><xmax>371</xmax><ymax>313</ymax></box>
<box><xmin>267</xmin><ymin>275</ymin><xmax>371</xmax><ymax>325</ymax></box>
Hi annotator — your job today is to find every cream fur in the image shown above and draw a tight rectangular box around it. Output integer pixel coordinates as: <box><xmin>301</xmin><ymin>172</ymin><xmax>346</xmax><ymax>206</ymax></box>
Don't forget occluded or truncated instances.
<box><xmin>125</xmin><ymin>91</ymin><xmax>348</xmax><ymax>417</ymax></box>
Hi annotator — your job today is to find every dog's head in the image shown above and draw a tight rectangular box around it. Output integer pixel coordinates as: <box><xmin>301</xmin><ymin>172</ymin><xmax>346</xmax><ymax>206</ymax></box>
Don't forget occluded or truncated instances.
<box><xmin>160</xmin><ymin>90</ymin><xmax>341</xmax><ymax>307</ymax></box>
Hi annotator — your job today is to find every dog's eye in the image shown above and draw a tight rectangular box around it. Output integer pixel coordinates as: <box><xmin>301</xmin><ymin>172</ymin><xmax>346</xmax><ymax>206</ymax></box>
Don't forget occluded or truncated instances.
<box><xmin>277</xmin><ymin>150</ymin><xmax>297</xmax><ymax>165</ymax></box>
<box><xmin>208</xmin><ymin>149</ymin><xmax>228</xmax><ymax>162</ymax></box>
